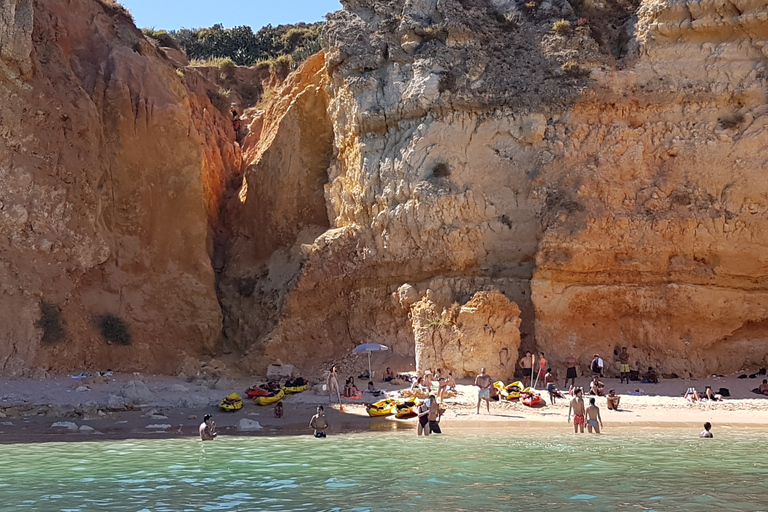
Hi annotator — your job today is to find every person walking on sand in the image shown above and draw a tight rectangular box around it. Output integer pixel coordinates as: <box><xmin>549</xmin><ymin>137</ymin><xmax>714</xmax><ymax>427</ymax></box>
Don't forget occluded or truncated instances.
<box><xmin>564</xmin><ymin>355</ymin><xmax>578</xmax><ymax>389</ymax></box>
<box><xmin>567</xmin><ymin>387</ymin><xmax>586</xmax><ymax>433</ymax></box>
<box><xmin>309</xmin><ymin>406</ymin><xmax>329</xmax><ymax>438</ymax></box>
<box><xmin>699</xmin><ymin>421</ymin><xmax>713</xmax><ymax>438</ymax></box>
<box><xmin>326</xmin><ymin>366</ymin><xmax>341</xmax><ymax>404</ymax></box>
<box><xmin>199</xmin><ymin>414</ymin><xmax>217</xmax><ymax>441</ymax></box>
<box><xmin>585</xmin><ymin>397</ymin><xmax>603</xmax><ymax>434</ymax></box>
<box><xmin>519</xmin><ymin>352</ymin><xmax>533</xmax><ymax>388</ymax></box>
<box><xmin>475</xmin><ymin>367</ymin><xmax>493</xmax><ymax>414</ymax></box>
<box><xmin>619</xmin><ymin>347</ymin><xmax>631</xmax><ymax>384</ymax></box>
<box><xmin>545</xmin><ymin>368</ymin><xmax>559</xmax><ymax>404</ymax></box>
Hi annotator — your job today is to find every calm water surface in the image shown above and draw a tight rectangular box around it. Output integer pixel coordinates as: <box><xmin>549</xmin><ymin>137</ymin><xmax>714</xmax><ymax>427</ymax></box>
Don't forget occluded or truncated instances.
<box><xmin>2</xmin><ymin>427</ymin><xmax>767</xmax><ymax>511</ymax></box>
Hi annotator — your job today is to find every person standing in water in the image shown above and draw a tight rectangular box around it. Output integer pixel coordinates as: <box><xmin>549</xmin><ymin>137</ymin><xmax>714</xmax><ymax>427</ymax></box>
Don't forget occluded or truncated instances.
<box><xmin>417</xmin><ymin>399</ymin><xmax>430</xmax><ymax>436</ymax></box>
<box><xmin>585</xmin><ymin>397</ymin><xmax>603</xmax><ymax>434</ymax></box>
<box><xmin>567</xmin><ymin>388</ymin><xmax>586</xmax><ymax>433</ymax></box>
<box><xmin>700</xmin><ymin>422</ymin><xmax>713</xmax><ymax>438</ymax></box>
<box><xmin>199</xmin><ymin>414</ymin><xmax>217</xmax><ymax>441</ymax></box>
<box><xmin>309</xmin><ymin>406</ymin><xmax>329</xmax><ymax>438</ymax></box>
<box><xmin>475</xmin><ymin>367</ymin><xmax>493</xmax><ymax>414</ymax></box>
<box><xmin>427</xmin><ymin>394</ymin><xmax>444</xmax><ymax>434</ymax></box>
<box><xmin>326</xmin><ymin>366</ymin><xmax>341</xmax><ymax>404</ymax></box>
<box><xmin>619</xmin><ymin>347</ymin><xmax>631</xmax><ymax>384</ymax></box>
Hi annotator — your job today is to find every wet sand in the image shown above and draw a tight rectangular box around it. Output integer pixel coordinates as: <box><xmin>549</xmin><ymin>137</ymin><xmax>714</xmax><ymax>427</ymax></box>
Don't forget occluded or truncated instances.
<box><xmin>1</xmin><ymin>371</ymin><xmax>768</xmax><ymax>442</ymax></box>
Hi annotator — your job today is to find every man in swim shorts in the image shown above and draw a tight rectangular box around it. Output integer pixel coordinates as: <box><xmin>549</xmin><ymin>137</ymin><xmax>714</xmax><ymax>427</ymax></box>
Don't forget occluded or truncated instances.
<box><xmin>519</xmin><ymin>352</ymin><xmax>533</xmax><ymax>388</ymax></box>
<box><xmin>606</xmin><ymin>389</ymin><xmax>621</xmax><ymax>410</ymax></box>
<box><xmin>544</xmin><ymin>368</ymin><xmax>559</xmax><ymax>404</ymax></box>
<box><xmin>309</xmin><ymin>406</ymin><xmax>328</xmax><ymax>438</ymax></box>
<box><xmin>199</xmin><ymin>414</ymin><xmax>217</xmax><ymax>441</ymax></box>
<box><xmin>475</xmin><ymin>367</ymin><xmax>493</xmax><ymax>414</ymax></box>
<box><xmin>564</xmin><ymin>355</ymin><xmax>578</xmax><ymax>389</ymax></box>
<box><xmin>619</xmin><ymin>347</ymin><xmax>631</xmax><ymax>384</ymax></box>
<box><xmin>585</xmin><ymin>397</ymin><xmax>603</xmax><ymax>434</ymax></box>
<box><xmin>567</xmin><ymin>387</ymin><xmax>586</xmax><ymax>433</ymax></box>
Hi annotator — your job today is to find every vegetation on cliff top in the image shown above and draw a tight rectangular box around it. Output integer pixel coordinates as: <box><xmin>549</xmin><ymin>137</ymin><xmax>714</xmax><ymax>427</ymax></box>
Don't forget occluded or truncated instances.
<box><xmin>143</xmin><ymin>23</ymin><xmax>323</xmax><ymax>69</ymax></box>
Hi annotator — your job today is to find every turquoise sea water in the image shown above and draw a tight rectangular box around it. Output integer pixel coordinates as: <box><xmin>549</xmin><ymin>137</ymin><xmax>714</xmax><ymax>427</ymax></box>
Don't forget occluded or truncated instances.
<box><xmin>2</xmin><ymin>427</ymin><xmax>767</xmax><ymax>511</ymax></box>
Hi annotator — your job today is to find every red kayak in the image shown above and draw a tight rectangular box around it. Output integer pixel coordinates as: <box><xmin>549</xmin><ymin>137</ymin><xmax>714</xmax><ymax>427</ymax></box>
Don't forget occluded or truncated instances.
<box><xmin>521</xmin><ymin>392</ymin><xmax>544</xmax><ymax>407</ymax></box>
<box><xmin>245</xmin><ymin>387</ymin><xmax>270</xmax><ymax>399</ymax></box>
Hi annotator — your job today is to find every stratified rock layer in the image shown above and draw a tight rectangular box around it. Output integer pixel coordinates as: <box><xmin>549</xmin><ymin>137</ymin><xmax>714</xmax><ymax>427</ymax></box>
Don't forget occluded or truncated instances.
<box><xmin>410</xmin><ymin>290</ymin><xmax>522</xmax><ymax>380</ymax></box>
<box><xmin>0</xmin><ymin>0</ymin><xmax>235</xmax><ymax>373</ymax></box>
<box><xmin>226</xmin><ymin>0</ymin><xmax>768</xmax><ymax>377</ymax></box>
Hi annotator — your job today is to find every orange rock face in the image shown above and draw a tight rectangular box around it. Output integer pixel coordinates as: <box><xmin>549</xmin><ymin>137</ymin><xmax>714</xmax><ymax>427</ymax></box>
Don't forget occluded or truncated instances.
<box><xmin>0</xmin><ymin>0</ymin><xmax>234</xmax><ymax>374</ymax></box>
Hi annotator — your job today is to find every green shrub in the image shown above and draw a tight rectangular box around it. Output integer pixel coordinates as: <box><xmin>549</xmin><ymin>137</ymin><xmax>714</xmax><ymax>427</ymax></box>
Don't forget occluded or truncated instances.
<box><xmin>94</xmin><ymin>314</ymin><xmax>131</xmax><ymax>345</ymax></box>
<box><xmin>561</xmin><ymin>60</ymin><xmax>588</xmax><ymax>77</ymax></box>
<box><xmin>553</xmin><ymin>19</ymin><xmax>572</xmax><ymax>34</ymax></box>
<box><xmin>190</xmin><ymin>56</ymin><xmax>237</xmax><ymax>69</ymax></box>
<box><xmin>36</xmin><ymin>302</ymin><xmax>66</xmax><ymax>345</ymax></box>
<box><xmin>142</xmin><ymin>28</ymin><xmax>180</xmax><ymax>50</ymax></box>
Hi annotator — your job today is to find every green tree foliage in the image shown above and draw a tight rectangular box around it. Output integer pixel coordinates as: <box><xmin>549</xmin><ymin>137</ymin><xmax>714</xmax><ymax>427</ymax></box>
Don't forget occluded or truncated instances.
<box><xmin>167</xmin><ymin>22</ymin><xmax>323</xmax><ymax>67</ymax></box>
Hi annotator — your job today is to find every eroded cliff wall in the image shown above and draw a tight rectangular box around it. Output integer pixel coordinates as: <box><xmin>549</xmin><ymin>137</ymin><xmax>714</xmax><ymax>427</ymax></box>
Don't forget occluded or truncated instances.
<box><xmin>0</xmin><ymin>0</ymin><xmax>238</xmax><ymax>374</ymax></box>
<box><xmin>225</xmin><ymin>0</ymin><xmax>768</xmax><ymax>378</ymax></box>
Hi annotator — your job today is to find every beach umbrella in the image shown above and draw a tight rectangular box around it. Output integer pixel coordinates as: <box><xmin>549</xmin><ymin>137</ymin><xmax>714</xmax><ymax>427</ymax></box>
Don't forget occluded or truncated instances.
<box><xmin>352</xmin><ymin>343</ymin><xmax>389</xmax><ymax>382</ymax></box>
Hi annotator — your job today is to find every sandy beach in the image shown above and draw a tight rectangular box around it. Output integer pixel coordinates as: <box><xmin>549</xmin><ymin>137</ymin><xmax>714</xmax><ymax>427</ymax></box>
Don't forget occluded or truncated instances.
<box><xmin>1</xmin><ymin>368</ymin><xmax>768</xmax><ymax>443</ymax></box>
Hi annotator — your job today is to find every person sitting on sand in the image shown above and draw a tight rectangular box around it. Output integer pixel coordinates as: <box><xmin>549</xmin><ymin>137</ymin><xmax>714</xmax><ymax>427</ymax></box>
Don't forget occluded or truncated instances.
<box><xmin>199</xmin><ymin>414</ymin><xmax>217</xmax><ymax>441</ymax></box>
<box><xmin>567</xmin><ymin>387</ymin><xmax>586</xmax><ymax>434</ymax></box>
<box><xmin>699</xmin><ymin>421</ymin><xmax>713</xmax><ymax>438</ymax></box>
<box><xmin>642</xmin><ymin>367</ymin><xmax>658</xmax><ymax>383</ymax></box>
<box><xmin>703</xmin><ymin>386</ymin><xmax>722</xmax><ymax>401</ymax></box>
<box><xmin>384</xmin><ymin>367</ymin><xmax>394</xmax><ymax>382</ymax></box>
<box><xmin>684</xmin><ymin>387</ymin><xmax>698</xmax><ymax>403</ymax></box>
<box><xmin>344</xmin><ymin>377</ymin><xmax>360</xmax><ymax>397</ymax></box>
<box><xmin>367</xmin><ymin>381</ymin><xmax>377</xmax><ymax>393</ymax></box>
<box><xmin>759</xmin><ymin>379</ymin><xmax>768</xmax><ymax>395</ymax></box>
<box><xmin>589</xmin><ymin>376</ymin><xmax>605</xmax><ymax>396</ymax></box>
<box><xmin>606</xmin><ymin>389</ymin><xmax>621</xmax><ymax>411</ymax></box>
<box><xmin>274</xmin><ymin>401</ymin><xmax>284</xmax><ymax>418</ymax></box>
<box><xmin>585</xmin><ymin>397</ymin><xmax>603</xmax><ymax>434</ymax></box>
<box><xmin>309</xmin><ymin>406</ymin><xmax>328</xmax><ymax>438</ymax></box>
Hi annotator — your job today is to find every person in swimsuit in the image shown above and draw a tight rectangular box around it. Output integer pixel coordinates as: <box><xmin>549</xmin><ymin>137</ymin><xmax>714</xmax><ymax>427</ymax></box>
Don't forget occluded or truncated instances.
<box><xmin>537</xmin><ymin>352</ymin><xmax>548</xmax><ymax>387</ymax></box>
<box><xmin>759</xmin><ymin>379</ymin><xmax>768</xmax><ymax>395</ymax></box>
<box><xmin>567</xmin><ymin>387</ymin><xmax>586</xmax><ymax>433</ymax></box>
<box><xmin>545</xmin><ymin>368</ymin><xmax>559</xmax><ymax>404</ymax></box>
<box><xmin>699</xmin><ymin>422</ymin><xmax>713</xmax><ymax>438</ymax></box>
<box><xmin>384</xmin><ymin>367</ymin><xmax>394</xmax><ymax>382</ymax></box>
<box><xmin>519</xmin><ymin>352</ymin><xmax>533</xmax><ymax>388</ymax></box>
<box><xmin>274</xmin><ymin>401</ymin><xmax>284</xmax><ymax>418</ymax></box>
<box><xmin>475</xmin><ymin>367</ymin><xmax>493</xmax><ymax>414</ymax></box>
<box><xmin>590</xmin><ymin>376</ymin><xmax>605</xmax><ymax>396</ymax></box>
<box><xmin>417</xmin><ymin>400</ymin><xmax>430</xmax><ymax>436</ymax></box>
<box><xmin>606</xmin><ymin>389</ymin><xmax>621</xmax><ymax>410</ymax></box>
<box><xmin>585</xmin><ymin>397</ymin><xmax>603</xmax><ymax>434</ymax></box>
<box><xmin>309</xmin><ymin>406</ymin><xmax>329</xmax><ymax>438</ymax></box>
<box><xmin>564</xmin><ymin>355</ymin><xmax>578</xmax><ymax>389</ymax></box>
<box><xmin>326</xmin><ymin>366</ymin><xmax>341</xmax><ymax>404</ymax></box>
<box><xmin>427</xmin><ymin>394</ymin><xmax>444</xmax><ymax>434</ymax></box>
<box><xmin>619</xmin><ymin>347</ymin><xmax>631</xmax><ymax>384</ymax></box>
<box><xmin>199</xmin><ymin>414</ymin><xmax>217</xmax><ymax>441</ymax></box>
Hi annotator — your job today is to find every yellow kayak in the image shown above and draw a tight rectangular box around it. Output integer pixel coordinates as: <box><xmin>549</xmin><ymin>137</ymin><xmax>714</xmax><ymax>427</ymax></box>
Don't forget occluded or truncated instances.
<box><xmin>255</xmin><ymin>388</ymin><xmax>284</xmax><ymax>406</ymax></box>
<box><xmin>219</xmin><ymin>392</ymin><xmax>244</xmax><ymax>411</ymax></box>
<box><xmin>394</xmin><ymin>397</ymin><xmax>419</xmax><ymax>418</ymax></box>
<box><xmin>366</xmin><ymin>398</ymin><xmax>396</xmax><ymax>417</ymax></box>
<box><xmin>284</xmin><ymin>383</ymin><xmax>309</xmax><ymax>394</ymax></box>
<box><xmin>503</xmin><ymin>381</ymin><xmax>524</xmax><ymax>400</ymax></box>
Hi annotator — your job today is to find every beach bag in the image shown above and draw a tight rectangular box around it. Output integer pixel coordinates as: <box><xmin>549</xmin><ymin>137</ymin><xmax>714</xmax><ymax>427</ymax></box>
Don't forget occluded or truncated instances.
<box><xmin>629</xmin><ymin>370</ymin><xmax>640</xmax><ymax>381</ymax></box>
<box><xmin>718</xmin><ymin>387</ymin><xmax>730</xmax><ymax>397</ymax></box>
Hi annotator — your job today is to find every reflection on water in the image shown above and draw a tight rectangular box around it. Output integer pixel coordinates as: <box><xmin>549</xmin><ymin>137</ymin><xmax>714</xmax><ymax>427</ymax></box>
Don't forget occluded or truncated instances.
<box><xmin>2</xmin><ymin>428</ymin><xmax>768</xmax><ymax>511</ymax></box>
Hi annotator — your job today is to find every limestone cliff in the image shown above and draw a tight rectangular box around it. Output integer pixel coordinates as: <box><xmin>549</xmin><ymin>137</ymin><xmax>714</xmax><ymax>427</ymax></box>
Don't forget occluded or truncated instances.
<box><xmin>0</xmin><ymin>0</ymin><xmax>238</xmax><ymax>374</ymax></box>
<box><xmin>224</xmin><ymin>0</ymin><xmax>768</xmax><ymax>378</ymax></box>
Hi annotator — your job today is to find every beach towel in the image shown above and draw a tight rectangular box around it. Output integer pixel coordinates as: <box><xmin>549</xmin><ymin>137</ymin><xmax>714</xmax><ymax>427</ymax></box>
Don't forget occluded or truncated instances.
<box><xmin>627</xmin><ymin>389</ymin><xmax>644</xmax><ymax>396</ymax></box>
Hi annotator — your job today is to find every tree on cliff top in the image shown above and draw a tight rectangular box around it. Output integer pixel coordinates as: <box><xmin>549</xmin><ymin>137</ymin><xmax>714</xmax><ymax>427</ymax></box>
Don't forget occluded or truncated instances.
<box><xmin>151</xmin><ymin>22</ymin><xmax>323</xmax><ymax>68</ymax></box>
